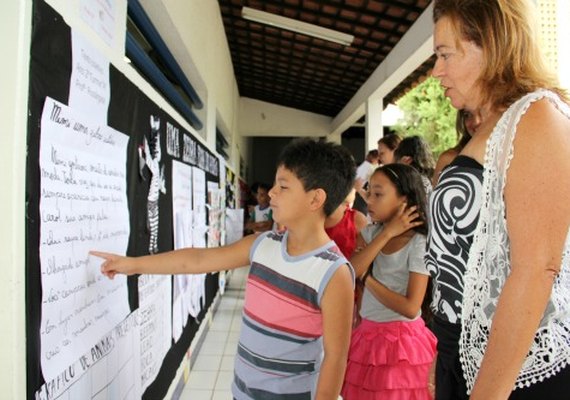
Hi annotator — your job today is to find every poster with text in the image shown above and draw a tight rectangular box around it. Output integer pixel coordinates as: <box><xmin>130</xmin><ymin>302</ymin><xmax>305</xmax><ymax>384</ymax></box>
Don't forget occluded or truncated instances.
<box><xmin>39</xmin><ymin>97</ymin><xmax>131</xmax><ymax>381</ymax></box>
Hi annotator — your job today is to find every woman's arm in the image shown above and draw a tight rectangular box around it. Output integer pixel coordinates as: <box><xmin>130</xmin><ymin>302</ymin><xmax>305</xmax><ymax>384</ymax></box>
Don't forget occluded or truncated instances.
<box><xmin>470</xmin><ymin>99</ymin><xmax>570</xmax><ymax>399</ymax></box>
<box><xmin>315</xmin><ymin>264</ymin><xmax>354</xmax><ymax>400</ymax></box>
<box><xmin>364</xmin><ymin>272</ymin><xmax>429</xmax><ymax>319</ymax></box>
<box><xmin>91</xmin><ymin>234</ymin><xmax>258</xmax><ymax>278</ymax></box>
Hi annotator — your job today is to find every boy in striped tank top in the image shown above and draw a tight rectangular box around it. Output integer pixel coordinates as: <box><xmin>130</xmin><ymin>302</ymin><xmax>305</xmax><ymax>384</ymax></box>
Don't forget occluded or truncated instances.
<box><xmin>92</xmin><ymin>138</ymin><xmax>356</xmax><ymax>399</ymax></box>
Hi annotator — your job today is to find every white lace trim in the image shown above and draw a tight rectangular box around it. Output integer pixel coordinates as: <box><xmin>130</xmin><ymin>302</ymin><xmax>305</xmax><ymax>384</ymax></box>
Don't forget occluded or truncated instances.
<box><xmin>459</xmin><ymin>89</ymin><xmax>570</xmax><ymax>392</ymax></box>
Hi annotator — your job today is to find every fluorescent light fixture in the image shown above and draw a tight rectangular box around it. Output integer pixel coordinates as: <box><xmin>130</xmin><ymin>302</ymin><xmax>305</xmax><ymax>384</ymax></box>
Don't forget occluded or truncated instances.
<box><xmin>242</xmin><ymin>6</ymin><xmax>354</xmax><ymax>46</ymax></box>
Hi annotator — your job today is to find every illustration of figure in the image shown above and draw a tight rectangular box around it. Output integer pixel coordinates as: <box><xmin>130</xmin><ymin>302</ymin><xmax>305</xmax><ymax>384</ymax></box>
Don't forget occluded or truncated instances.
<box><xmin>140</xmin><ymin>115</ymin><xmax>166</xmax><ymax>254</ymax></box>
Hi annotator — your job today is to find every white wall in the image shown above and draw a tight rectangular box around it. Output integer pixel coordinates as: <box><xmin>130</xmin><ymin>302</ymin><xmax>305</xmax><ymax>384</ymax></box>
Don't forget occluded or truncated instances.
<box><xmin>0</xmin><ymin>0</ymin><xmax>242</xmax><ymax>396</ymax></box>
<box><xmin>0</xmin><ymin>1</ymin><xmax>32</xmax><ymax>397</ymax></box>
<box><xmin>239</xmin><ymin>97</ymin><xmax>333</xmax><ymax>137</ymax></box>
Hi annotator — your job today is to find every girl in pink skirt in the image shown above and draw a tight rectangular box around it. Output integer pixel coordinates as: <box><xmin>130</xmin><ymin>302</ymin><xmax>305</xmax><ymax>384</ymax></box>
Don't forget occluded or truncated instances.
<box><xmin>342</xmin><ymin>163</ymin><xmax>436</xmax><ymax>400</ymax></box>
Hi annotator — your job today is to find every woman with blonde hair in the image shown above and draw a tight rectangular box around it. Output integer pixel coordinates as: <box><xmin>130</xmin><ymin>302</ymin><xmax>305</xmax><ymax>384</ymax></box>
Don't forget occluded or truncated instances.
<box><xmin>426</xmin><ymin>0</ymin><xmax>570</xmax><ymax>398</ymax></box>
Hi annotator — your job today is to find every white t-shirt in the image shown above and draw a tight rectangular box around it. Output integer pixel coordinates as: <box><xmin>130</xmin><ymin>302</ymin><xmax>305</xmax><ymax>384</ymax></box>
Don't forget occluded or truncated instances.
<box><xmin>252</xmin><ymin>204</ymin><xmax>272</xmax><ymax>223</ymax></box>
<box><xmin>355</xmin><ymin>160</ymin><xmax>376</xmax><ymax>183</ymax></box>
<box><xmin>360</xmin><ymin>224</ymin><xmax>428</xmax><ymax>322</ymax></box>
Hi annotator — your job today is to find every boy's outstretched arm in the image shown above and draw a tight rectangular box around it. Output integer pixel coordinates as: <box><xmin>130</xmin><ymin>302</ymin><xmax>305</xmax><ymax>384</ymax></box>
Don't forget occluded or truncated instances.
<box><xmin>91</xmin><ymin>234</ymin><xmax>258</xmax><ymax>279</ymax></box>
<box><xmin>315</xmin><ymin>264</ymin><xmax>354</xmax><ymax>400</ymax></box>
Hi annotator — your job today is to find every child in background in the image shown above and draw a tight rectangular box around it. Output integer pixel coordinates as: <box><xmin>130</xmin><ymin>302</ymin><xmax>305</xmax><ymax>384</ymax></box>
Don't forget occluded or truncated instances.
<box><xmin>353</xmin><ymin>149</ymin><xmax>379</xmax><ymax>215</ymax></box>
<box><xmin>245</xmin><ymin>182</ymin><xmax>273</xmax><ymax>233</ymax></box>
<box><xmin>377</xmin><ymin>133</ymin><xmax>402</xmax><ymax>165</ymax></box>
<box><xmin>91</xmin><ymin>139</ymin><xmax>356</xmax><ymax>400</ymax></box>
<box><xmin>325</xmin><ymin>188</ymin><xmax>369</xmax><ymax>327</ymax></box>
<box><xmin>342</xmin><ymin>163</ymin><xmax>436</xmax><ymax>400</ymax></box>
<box><xmin>393</xmin><ymin>135</ymin><xmax>435</xmax><ymax>198</ymax></box>
<box><xmin>325</xmin><ymin>188</ymin><xmax>368</xmax><ymax>259</ymax></box>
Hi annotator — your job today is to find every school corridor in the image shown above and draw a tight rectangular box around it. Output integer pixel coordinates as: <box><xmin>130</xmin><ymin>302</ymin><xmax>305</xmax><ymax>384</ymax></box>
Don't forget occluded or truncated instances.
<box><xmin>179</xmin><ymin>267</ymin><xmax>248</xmax><ymax>399</ymax></box>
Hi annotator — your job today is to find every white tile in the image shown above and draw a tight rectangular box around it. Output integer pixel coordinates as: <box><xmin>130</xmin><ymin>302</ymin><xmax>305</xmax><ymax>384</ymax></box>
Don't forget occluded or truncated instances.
<box><xmin>217</xmin><ymin>299</ymin><xmax>238</xmax><ymax>311</ymax></box>
<box><xmin>198</xmin><ymin>341</ymin><xmax>226</xmax><ymax>356</ymax></box>
<box><xmin>204</xmin><ymin>330</ymin><xmax>229</xmax><ymax>343</ymax></box>
<box><xmin>192</xmin><ymin>354</ymin><xmax>222</xmax><ymax>371</ymax></box>
<box><xmin>180</xmin><ymin>265</ymin><xmax>246</xmax><ymax>399</ymax></box>
<box><xmin>227</xmin><ymin>330</ymin><xmax>241</xmax><ymax>342</ymax></box>
<box><xmin>213</xmin><ymin>309</ymin><xmax>234</xmax><ymax>320</ymax></box>
<box><xmin>220</xmin><ymin>355</ymin><xmax>235</xmax><ymax>371</ymax></box>
<box><xmin>223</xmin><ymin>340</ymin><xmax>238</xmax><ymax>356</ymax></box>
<box><xmin>179</xmin><ymin>388</ymin><xmax>212</xmax><ymax>400</ymax></box>
<box><xmin>212</xmin><ymin>390</ymin><xmax>233</xmax><ymax>400</ymax></box>
<box><xmin>186</xmin><ymin>370</ymin><xmax>218</xmax><ymax>390</ymax></box>
<box><xmin>215</xmin><ymin>371</ymin><xmax>234</xmax><ymax>392</ymax></box>
<box><xmin>229</xmin><ymin>317</ymin><xmax>242</xmax><ymax>332</ymax></box>
<box><xmin>210</xmin><ymin>315</ymin><xmax>233</xmax><ymax>331</ymax></box>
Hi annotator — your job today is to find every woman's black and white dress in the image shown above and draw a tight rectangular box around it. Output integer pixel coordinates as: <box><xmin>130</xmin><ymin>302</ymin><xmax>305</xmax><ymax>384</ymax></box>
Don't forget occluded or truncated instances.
<box><xmin>425</xmin><ymin>155</ymin><xmax>483</xmax><ymax>400</ymax></box>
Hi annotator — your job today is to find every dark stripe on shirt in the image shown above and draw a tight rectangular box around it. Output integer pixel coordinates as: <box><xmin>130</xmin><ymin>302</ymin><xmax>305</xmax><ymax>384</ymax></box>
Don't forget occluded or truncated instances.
<box><xmin>249</xmin><ymin>263</ymin><xmax>319</xmax><ymax>307</ymax></box>
<box><xmin>242</xmin><ymin>315</ymin><xmax>312</xmax><ymax>344</ymax></box>
<box><xmin>237</xmin><ymin>344</ymin><xmax>316</xmax><ymax>374</ymax></box>
<box><xmin>234</xmin><ymin>372</ymin><xmax>311</xmax><ymax>400</ymax></box>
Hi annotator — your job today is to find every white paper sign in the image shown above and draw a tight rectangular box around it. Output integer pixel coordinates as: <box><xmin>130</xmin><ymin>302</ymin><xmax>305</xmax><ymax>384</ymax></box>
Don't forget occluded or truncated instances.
<box><xmin>69</xmin><ymin>30</ymin><xmax>110</xmax><ymax>122</ymax></box>
<box><xmin>225</xmin><ymin>208</ymin><xmax>244</xmax><ymax>245</ymax></box>
<box><xmin>79</xmin><ymin>0</ymin><xmax>117</xmax><ymax>48</ymax></box>
<box><xmin>35</xmin><ymin>312</ymin><xmax>141</xmax><ymax>400</ymax></box>
<box><xmin>192</xmin><ymin>167</ymin><xmax>207</xmax><ymax>248</ymax></box>
<box><xmin>172</xmin><ymin>160</ymin><xmax>193</xmax><ymax>340</ymax></box>
<box><xmin>138</xmin><ymin>274</ymin><xmax>172</xmax><ymax>392</ymax></box>
<box><xmin>39</xmin><ymin>97</ymin><xmax>130</xmax><ymax>381</ymax></box>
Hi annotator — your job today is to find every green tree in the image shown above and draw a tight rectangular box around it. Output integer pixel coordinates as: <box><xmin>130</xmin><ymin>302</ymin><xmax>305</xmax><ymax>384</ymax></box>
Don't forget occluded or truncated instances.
<box><xmin>392</xmin><ymin>77</ymin><xmax>458</xmax><ymax>157</ymax></box>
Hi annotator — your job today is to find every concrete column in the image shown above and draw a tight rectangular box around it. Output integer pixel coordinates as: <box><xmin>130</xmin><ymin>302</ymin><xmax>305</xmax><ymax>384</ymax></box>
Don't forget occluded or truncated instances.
<box><xmin>327</xmin><ymin>132</ymin><xmax>342</xmax><ymax>145</ymax></box>
<box><xmin>365</xmin><ymin>97</ymin><xmax>383</xmax><ymax>152</ymax></box>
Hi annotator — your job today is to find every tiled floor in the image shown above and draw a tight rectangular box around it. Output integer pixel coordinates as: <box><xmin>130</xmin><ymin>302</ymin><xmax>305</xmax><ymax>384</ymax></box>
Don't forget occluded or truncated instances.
<box><xmin>179</xmin><ymin>266</ymin><xmax>248</xmax><ymax>400</ymax></box>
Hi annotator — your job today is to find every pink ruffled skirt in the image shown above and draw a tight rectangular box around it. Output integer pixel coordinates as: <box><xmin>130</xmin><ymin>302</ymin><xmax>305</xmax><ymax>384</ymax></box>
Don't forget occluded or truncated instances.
<box><xmin>341</xmin><ymin>318</ymin><xmax>437</xmax><ymax>400</ymax></box>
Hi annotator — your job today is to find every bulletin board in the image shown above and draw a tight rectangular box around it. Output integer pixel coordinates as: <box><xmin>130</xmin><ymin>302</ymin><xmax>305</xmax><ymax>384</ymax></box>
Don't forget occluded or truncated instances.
<box><xmin>25</xmin><ymin>1</ymin><xmax>227</xmax><ymax>399</ymax></box>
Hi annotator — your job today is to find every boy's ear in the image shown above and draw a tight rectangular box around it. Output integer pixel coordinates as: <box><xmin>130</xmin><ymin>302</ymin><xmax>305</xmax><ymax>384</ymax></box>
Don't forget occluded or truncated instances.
<box><xmin>310</xmin><ymin>188</ymin><xmax>327</xmax><ymax>211</ymax></box>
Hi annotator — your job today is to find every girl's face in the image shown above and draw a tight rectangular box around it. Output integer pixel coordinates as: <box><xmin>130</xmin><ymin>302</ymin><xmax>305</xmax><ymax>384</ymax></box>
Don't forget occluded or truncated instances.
<box><xmin>432</xmin><ymin>16</ymin><xmax>484</xmax><ymax>111</ymax></box>
<box><xmin>378</xmin><ymin>142</ymin><xmax>395</xmax><ymax>165</ymax></box>
<box><xmin>366</xmin><ymin>171</ymin><xmax>405</xmax><ymax>223</ymax></box>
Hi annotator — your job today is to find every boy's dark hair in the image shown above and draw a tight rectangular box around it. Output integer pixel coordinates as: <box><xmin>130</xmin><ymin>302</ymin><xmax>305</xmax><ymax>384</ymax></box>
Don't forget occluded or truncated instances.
<box><xmin>277</xmin><ymin>139</ymin><xmax>356</xmax><ymax>217</ymax></box>
<box><xmin>393</xmin><ymin>136</ymin><xmax>435</xmax><ymax>179</ymax></box>
<box><xmin>373</xmin><ymin>163</ymin><xmax>428</xmax><ymax>235</ymax></box>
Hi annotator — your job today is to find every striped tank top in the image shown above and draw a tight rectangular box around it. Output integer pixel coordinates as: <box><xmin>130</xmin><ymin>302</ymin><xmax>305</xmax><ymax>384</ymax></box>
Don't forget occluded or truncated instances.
<box><xmin>232</xmin><ymin>231</ymin><xmax>350</xmax><ymax>399</ymax></box>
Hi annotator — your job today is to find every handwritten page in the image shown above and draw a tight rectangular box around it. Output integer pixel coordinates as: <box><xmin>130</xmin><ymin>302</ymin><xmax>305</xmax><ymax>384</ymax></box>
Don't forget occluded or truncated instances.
<box><xmin>138</xmin><ymin>274</ymin><xmax>172</xmax><ymax>392</ymax></box>
<box><xmin>69</xmin><ymin>30</ymin><xmax>110</xmax><ymax>123</ymax></box>
<box><xmin>207</xmin><ymin>182</ymin><xmax>223</xmax><ymax>248</ymax></box>
<box><xmin>35</xmin><ymin>312</ymin><xmax>141</xmax><ymax>400</ymax></box>
<box><xmin>225</xmin><ymin>208</ymin><xmax>244</xmax><ymax>245</ymax></box>
<box><xmin>39</xmin><ymin>97</ymin><xmax>130</xmax><ymax>381</ymax></box>
<box><xmin>189</xmin><ymin>167</ymin><xmax>207</xmax><ymax>317</ymax></box>
<box><xmin>171</xmin><ymin>160</ymin><xmax>193</xmax><ymax>340</ymax></box>
<box><xmin>192</xmin><ymin>167</ymin><xmax>207</xmax><ymax>248</ymax></box>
